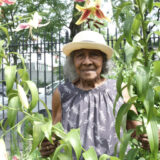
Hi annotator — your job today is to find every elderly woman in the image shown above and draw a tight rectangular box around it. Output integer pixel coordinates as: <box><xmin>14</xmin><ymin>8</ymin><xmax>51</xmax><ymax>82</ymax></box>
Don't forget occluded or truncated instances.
<box><xmin>40</xmin><ymin>30</ymin><xmax>150</xmax><ymax>158</ymax></box>
<box><xmin>53</xmin><ymin>30</ymin><xmax>124</xmax><ymax>156</ymax></box>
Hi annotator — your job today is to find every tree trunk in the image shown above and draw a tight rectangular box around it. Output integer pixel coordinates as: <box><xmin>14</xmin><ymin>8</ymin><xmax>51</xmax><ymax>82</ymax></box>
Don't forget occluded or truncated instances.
<box><xmin>69</xmin><ymin>2</ymin><xmax>83</xmax><ymax>40</ymax></box>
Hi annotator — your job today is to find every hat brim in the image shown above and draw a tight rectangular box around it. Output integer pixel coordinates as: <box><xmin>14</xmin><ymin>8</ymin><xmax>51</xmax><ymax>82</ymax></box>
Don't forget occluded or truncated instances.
<box><xmin>62</xmin><ymin>42</ymin><xmax>113</xmax><ymax>59</ymax></box>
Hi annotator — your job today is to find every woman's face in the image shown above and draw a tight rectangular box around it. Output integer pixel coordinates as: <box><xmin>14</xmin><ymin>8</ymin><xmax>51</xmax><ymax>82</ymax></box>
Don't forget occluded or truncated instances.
<box><xmin>73</xmin><ymin>49</ymin><xmax>103</xmax><ymax>81</ymax></box>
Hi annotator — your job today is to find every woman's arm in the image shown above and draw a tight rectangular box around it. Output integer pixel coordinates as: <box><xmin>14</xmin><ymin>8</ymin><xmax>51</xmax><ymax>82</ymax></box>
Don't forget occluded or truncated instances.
<box><xmin>52</xmin><ymin>88</ymin><xmax>62</xmax><ymax>124</ymax></box>
<box><xmin>122</xmin><ymin>84</ymin><xmax>160</xmax><ymax>149</ymax></box>
<box><xmin>122</xmin><ymin>84</ymin><xmax>141</xmax><ymax>137</ymax></box>
<box><xmin>40</xmin><ymin>88</ymin><xmax>62</xmax><ymax>157</ymax></box>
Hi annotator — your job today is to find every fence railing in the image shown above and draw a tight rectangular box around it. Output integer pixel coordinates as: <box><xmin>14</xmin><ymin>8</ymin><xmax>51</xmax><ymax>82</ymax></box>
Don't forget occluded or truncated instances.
<box><xmin>0</xmin><ymin>28</ymin><xmax>160</xmax><ymax>115</ymax></box>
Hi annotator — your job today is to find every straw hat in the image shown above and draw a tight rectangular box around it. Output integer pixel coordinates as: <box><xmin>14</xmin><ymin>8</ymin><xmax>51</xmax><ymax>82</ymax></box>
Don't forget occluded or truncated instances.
<box><xmin>62</xmin><ymin>30</ymin><xmax>113</xmax><ymax>59</ymax></box>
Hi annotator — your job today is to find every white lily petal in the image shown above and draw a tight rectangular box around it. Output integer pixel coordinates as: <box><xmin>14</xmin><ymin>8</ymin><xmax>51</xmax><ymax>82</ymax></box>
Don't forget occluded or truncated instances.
<box><xmin>38</xmin><ymin>21</ymin><xmax>50</xmax><ymax>28</ymax></box>
<box><xmin>0</xmin><ymin>138</ymin><xmax>8</xmax><ymax>160</ymax></box>
<box><xmin>17</xmin><ymin>84</ymin><xmax>29</xmax><ymax>109</ymax></box>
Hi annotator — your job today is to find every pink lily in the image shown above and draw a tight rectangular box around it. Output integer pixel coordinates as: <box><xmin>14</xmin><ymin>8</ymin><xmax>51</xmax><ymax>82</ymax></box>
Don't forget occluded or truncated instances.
<box><xmin>0</xmin><ymin>0</ymin><xmax>15</xmax><ymax>6</ymax></box>
<box><xmin>15</xmin><ymin>12</ymin><xmax>49</xmax><ymax>38</ymax></box>
<box><xmin>14</xmin><ymin>23</ymin><xmax>30</xmax><ymax>31</ymax></box>
<box><xmin>12</xmin><ymin>156</ymin><xmax>19</xmax><ymax>160</ymax></box>
<box><xmin>15</xmin><ymin>12</ymin><xmax>49</xmax><ymax>32</ymax></box>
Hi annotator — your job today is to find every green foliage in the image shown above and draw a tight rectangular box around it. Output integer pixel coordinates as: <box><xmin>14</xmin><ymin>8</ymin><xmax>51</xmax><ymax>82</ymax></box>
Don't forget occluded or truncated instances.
<box><xmin>0</xmin><ymin>0</ymin><xmax>73</xmax><ymax>43</ymax></box>
<box><xmin>82</xmin><ymin>147</ymin><xmax>98</xmax><ymax>160</ymax></box>
<box><xmin>0</xmin><ymin>23</ymin><xmax>103</xmax><ymax>159</ymax></box>
<box><xmin>112</xmin><ymin>0</ymin><xmax>160</xmax><ymax>159</ymax></box>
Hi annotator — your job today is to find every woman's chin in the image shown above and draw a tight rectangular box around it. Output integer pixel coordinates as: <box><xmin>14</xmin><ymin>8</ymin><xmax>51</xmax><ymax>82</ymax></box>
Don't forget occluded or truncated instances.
<box><xmin>81</xmin><ymin>76</ymin><xmax>99</xmax><ymax>82</ymax></box>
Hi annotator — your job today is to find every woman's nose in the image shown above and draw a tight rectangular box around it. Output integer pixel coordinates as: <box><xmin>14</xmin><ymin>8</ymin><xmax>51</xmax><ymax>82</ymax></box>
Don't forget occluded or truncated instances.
<box><xmin>82</xmin><ymin>56</ymin><xmax>92</xmax><ymax>65</ymax></box>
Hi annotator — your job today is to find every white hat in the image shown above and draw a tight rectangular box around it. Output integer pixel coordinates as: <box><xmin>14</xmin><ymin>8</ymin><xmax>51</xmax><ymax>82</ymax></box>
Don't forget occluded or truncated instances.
<box><xmin>62</xmin><ymin>30</ymin><xmax>113</xmax><ymax>59</ymax></box>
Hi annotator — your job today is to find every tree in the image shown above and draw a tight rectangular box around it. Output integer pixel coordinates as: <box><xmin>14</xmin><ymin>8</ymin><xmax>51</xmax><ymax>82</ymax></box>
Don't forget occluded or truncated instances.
<box><xmin>0</xmin><ymin>0</ymin><xmax>73</xmax><ymax>42</ymax></box>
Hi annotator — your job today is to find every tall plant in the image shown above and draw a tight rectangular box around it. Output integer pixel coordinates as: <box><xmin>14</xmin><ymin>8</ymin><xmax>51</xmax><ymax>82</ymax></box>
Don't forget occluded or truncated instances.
<box><xmin>0</xmin><ymin>2</ymin><xmax>87</xmax><ymax>160</ymax></box>
<box><xmin>0</xmin><ymin>1</ymin><xmax>117</xmax><ymax>160</ymax></box>
<box><xmin>112</xmin><ymin>0</ymin><xmax>160</xmax><ymax>159</ymax></box>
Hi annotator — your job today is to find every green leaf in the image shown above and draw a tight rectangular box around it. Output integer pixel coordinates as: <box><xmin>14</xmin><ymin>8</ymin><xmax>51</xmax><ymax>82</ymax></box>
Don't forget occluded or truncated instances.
<box><xmin>114</xmin><ymin>2</ymin><xmax>132</xmax><ymax>29</ymax></box>
<box><xmin>57</xmin><ymin>153</ymin><xmax>73</xmax><ymax>160</ymax></box>
<box><xmin>113</xmin><ymin>93</ymin><xmax>120</xmax><ymax>116</ymax></box>
<box><xmin>4</xmin><ymin>65</ymin><xmax>17</xmax><ymax>92</ymax></box>
<box><xmin>17</xmin><ymin>84</ymin><xmax>29</xmax><ymax>110</ymax></box>
<box><xmin>125</xmin><ymin>149</ymin><xmax>138</xmax><ymax>160</ymax></box>
<box><xmin>154</xmin><ymin>86</ymin><xmax>160</xmax><ymax>101</ymax></box>
<box><xmin>7</xmin><ymin>96</ymin><xmax>21</xmax><ymax>127</ymax></box>
<box><xmin>41</xmin><ymin>120</ymin><xmax>53</xmax><ymax>143</ymax></box>
<box><xmin>132</xmin><ymin>14</ymin><xmax>141</xmax><ymax>34</ymax></box>
<box><xmin>115</xmin><ymin>97</ymin><xmax>137</xmax><ymax>139</ymax></box>
<box><xmin>8</xmin><ymin>52</ymin><xmax>26</xmax><ymax>70</ymax></box>
<box><xmin>99</xmin><ymin>154</ymin><xmax>120</xmax><ymax>160</ymax></box>
<box><xmin>127</xmin><ymin>110</ymin><xmax>140</xmax><ymax>121</ymax></box>
<box><xmin>0</xmin><ymin>41</ymin><xmax>5</xmax><ymax>65</ymax></box>
<box><xmin>18</xmin><ymin>69</ymin><xmax>29</xmax><ymax>81</ymax></box>
<box><xmin>146</xmin><ymin>0</ymin><xmax>153</xmax><ymax>12</ymax></box>
<box><xmin>145</xmin><ymin>116</ymin><xmax>159</xmax><ymax>158</ymax></box>
<box><xmin>7</xmin><ymin>90</ymin><xmax>18</xmax><ymax>100</ymax></box>
<box><xmin>17</xmin><ymin>121</ymin><xmax>25</xmax><ymax>140</ymax></box>
<box><xmin>82</xmin><ymin>147</ymin><xmax>98</xmax><ymax>160</ymax></box>
<box><xmin>119</xmin><ymin>130</ymin><xmax>133</xmax><ymax>159</ymax></box>
<box><xmin>153</xmin><ymin>2</ymin><xmax>160</xmax><ymax>8</ymax></box>
<box><xmin>124</xmin><ymin>43</ymin><xmax>137</xmax><ymax>64</ymax></box>
<box><xmin>123</xmin><ymin>15</ymin><xmax>134</xmax><ymax>45</ymax></box>
<box><xmin>31</xmin><ymin>121</ymin><xmax>45</xmax><ymax>153</ymax></box>
<box><xmin>25</xmin><ymin>81</ymin><xmax>38</xmax><ymax>111</ymax></box>
<box><xmin>39</xmin><ymin>99</ymin><xmax>52</xmax><ymax>120</ymax></box>
<box><xmin>0</xmin><ymin>57</ymin><xmax>2</xmax><ymax>70</ymax></box>
<box><xmin>52</xmin><ymin>122</ymin><xmax>66</xmax><ymax>139</ymax></box>
<box><xmin>52</xmin><ymin>143</ymin><xmax>72</xmax><ymax>160</ymax></box>
<box><xmin>17</xmin><ymin>117</ymin><xmax>31</xmax><ymax>141</ymax></box>
<box><xmin>99</xmin><ymin>154</ymin><xmax>110</xmax><ymax>160</ymax></box>
<box><xmin>116</xmin><ymin>70</ymin><xmax>123</xmax><ymax>97</ymax></box>
<box><xmin>134</xmin><ymin>65</ymin><xmax>149</xmax><ymax>98</ymax></box>
<box><xmin>0</xmin><ymin>26</ymin><xmax>10</xmax><ymax>46</ymax></box>
<box><xmin>143</xmin><ymin>86</ymin><xmax>154</xmax><ymax>121</ymax></box>
<box><xmin>31</xmin><ymin>113</ymin><xmax>45</xmax><ymax>123</ymax></box>
<box><xmin>139</xmin><ymin>0</ymin><xmax>147</xmax><ymax>13</ymax></box>
<box><xmin>154</xmin><ymin>31</ymin><xmax>160</xmax><ymax>36</ymax></box>
<box><xmin>64</xmin><ymin>129</ymin><xmax>82</xmax><ymax>160</ymax></box>
<box><xmin>153</xmin><ymin>61</ymin><xmax>160</xmax><ymax>76</ymax></box>
<box><xmin>115</xmin><ymin>35</ymin><xmax>125</xmax><ymax>52</ymax></box>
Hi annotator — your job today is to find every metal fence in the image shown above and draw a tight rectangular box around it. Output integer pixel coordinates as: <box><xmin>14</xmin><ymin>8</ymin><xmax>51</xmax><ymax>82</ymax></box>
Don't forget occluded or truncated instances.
<box><xmin>0</xmin><ymin>28</ymin><xmax>160</xmax><ymax>115</ymax></box>
<box><xmin>0</xmin><ymin>28</ymin><xmax>159</xmax><ymax>151</ymax></box>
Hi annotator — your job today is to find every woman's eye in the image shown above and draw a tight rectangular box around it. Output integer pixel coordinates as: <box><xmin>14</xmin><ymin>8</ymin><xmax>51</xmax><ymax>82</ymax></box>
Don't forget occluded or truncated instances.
<box><xmin>90</xmin><ymin>53</ymin><xmax>100</xmax><ymax>57</ymax></box>
<box><xmin>76</xmin><ymin>53</ymin><xmax>84</xmax><ymax>58</ymax></box>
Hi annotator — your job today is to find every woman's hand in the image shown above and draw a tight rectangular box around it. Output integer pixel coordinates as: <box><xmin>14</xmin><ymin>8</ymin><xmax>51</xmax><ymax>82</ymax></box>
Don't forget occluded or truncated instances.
<box><xmin>138</xmin><ymin>130</ymin><xmax>160</xmax><ymax>150</ymax></box>
<box><xmin>40</xmin><ymin>136</ymin><xmax>60</xmax><ymax>157</ymax></box>
<box><xmin>127</xmin><ymin>120</ymin><xmax>160</xmax><ymax>150</ymax></box>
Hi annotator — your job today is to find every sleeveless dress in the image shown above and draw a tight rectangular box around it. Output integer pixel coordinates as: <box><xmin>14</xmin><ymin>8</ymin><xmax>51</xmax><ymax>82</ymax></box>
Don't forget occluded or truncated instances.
<box><xmin>58</xmin><ymin>79</ymin><xmax>124</xmax><ymax>158</ymax></box>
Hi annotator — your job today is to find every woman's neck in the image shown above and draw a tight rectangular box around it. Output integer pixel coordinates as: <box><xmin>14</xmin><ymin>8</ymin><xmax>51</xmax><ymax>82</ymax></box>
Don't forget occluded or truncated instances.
<box><xmin>73</xmin><ymin>77</ymin><xmax>106</xmax><ymax>90</ymax></box>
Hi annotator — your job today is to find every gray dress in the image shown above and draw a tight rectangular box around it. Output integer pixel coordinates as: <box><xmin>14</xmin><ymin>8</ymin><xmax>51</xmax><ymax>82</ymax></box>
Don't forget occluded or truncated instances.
<box><xmin>58</xmin><ymin>79</ymin><xmax>124</xmax><ymax>158</ymax></box>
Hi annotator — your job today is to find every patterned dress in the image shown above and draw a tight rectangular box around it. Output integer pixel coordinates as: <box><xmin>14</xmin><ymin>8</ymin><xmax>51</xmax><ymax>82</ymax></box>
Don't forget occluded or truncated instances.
<box><xmin>58</xmin><ymin>79</ymin><xmax>124</xmax><ymax>158</ymax></box>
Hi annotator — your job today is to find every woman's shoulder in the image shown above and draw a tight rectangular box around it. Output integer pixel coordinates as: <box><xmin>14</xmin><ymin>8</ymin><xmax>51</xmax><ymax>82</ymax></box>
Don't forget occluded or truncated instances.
<box><xmin>58</xmin><ymin>80</ymin><xmax>75</xmax><ymax>95</ymax></box>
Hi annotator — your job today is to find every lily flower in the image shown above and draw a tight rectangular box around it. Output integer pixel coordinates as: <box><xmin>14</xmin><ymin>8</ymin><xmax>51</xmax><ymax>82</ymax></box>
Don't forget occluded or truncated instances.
<box><xmin>75</xmin><ymin>0</ymin><xmax>111</xmax><ymax>25</ymax></box>
<box><xmin>12</xmin><ymin>156</ymin><xmax>19</xmax><ymax>160</ymax></box>
<box><xmin>0</xmin><ymin>0</ymin><xmax>15</xmax><ymax>6</ymax></box>
<box><xmin>0</xmin><ymin>138</ymin><xmax>8</xmax><ymax>160</ymax></box>
<box><xmin>14</xmin><ymin>12</ymin><xmax>49</xmax><ymax>38</ymax></box>
<box><xmin>15</xmin><ymin>12</ymin><xmax>49</xmax><ymax>31</ymax></box>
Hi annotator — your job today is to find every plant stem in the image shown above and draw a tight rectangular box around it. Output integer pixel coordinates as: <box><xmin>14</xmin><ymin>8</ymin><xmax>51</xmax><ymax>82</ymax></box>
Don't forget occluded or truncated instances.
<box><xmin>52</xmin><ymin>126</ymin><xmax>66</xmax><ymax>138</ymax></box>
<box><xmin>137</xmin><ymin>0</ymin><xmax>148</xmax><ymax>66</ymax></box>
<box><xmin>1</xmin><ymin>116</ymin><xmax>28</xmax><ymax>138</ymax></box>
